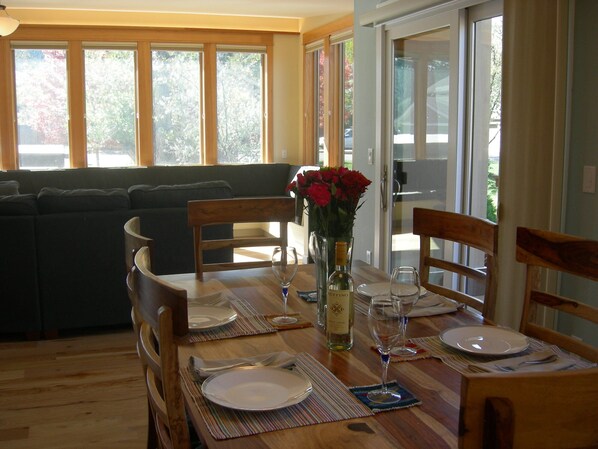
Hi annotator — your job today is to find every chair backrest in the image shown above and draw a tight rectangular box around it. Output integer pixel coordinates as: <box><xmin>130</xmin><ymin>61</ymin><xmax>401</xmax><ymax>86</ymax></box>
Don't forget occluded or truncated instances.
<box><xmin>124</xmin><ymin>216</ymin><xmax>154</xmax><ymax>274</ymax></box>
<box><xmin>124</xmin><ymin>216</ymin><xmax>155</xmax><ymax>335</ymax></box>
<box><xmin>459</xmin><ymin>367</ymin><xmax>598</xmax><ymax>449</ymax></box>
<box><xmin>123</xmin><ymin>218</ymin><xmax>159</xmax><ymax>449</ymax></box>
<box><xmin>413</xmin><ymin>207</ymin><xmax>498</xmax><ymax>320</ymax></box>
<box><xmin>133</xmin><ymin>246</ymin><xmax>191</xmax><ymax>449</ymax></box>
<box><xmin>516</xmin><ymin>226</ymin><xmax>598</xmax><ymax>362</ymax></box>
<box><xmin>188</xmin><ymin>196</ymin><xmax>296</xmax><ymax>280</ymax></box>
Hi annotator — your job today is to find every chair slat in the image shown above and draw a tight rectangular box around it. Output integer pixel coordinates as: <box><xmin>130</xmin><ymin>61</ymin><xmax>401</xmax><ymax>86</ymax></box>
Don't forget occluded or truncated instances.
<box><xmin>459</xmin><ymin>368</ymin><xmax>598</xmax><ymax>449</ymax></box>
<box><xmin>189</xmin><ymin>197</ymin><xmax>296</xmax><ymax>280</ymax></box>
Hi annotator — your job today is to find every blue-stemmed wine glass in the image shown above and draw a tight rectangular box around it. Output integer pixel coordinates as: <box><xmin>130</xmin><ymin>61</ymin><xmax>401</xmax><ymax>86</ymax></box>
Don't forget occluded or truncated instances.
<box><xmin>367</xmin><ymin>294</ymin><xmax>402</xmax><ymax>404</ymax></box>
<box><xmin>390</xmin><ymin>266</ymin><xmax>420</xmax><ymax>356</ymax></box>
<box><xmin>271</xmin><ymin>246</ymin><xmax>299</xmax><ymax>325</ymax></box>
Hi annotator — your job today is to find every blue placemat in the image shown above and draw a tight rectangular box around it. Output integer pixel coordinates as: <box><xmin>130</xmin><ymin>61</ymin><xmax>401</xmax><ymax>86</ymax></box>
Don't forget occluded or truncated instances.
<box><xmin>349</xmin><ymin>381</ymin><xmax>422</xmax><ymax>413</ymax></box>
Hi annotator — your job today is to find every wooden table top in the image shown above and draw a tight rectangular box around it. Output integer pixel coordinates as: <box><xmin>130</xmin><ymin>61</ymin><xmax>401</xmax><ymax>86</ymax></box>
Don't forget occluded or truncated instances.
<box><xmin>161</xmin><ymin>261</ymin><xmax>484</xmax><ymax>449</ymax></box>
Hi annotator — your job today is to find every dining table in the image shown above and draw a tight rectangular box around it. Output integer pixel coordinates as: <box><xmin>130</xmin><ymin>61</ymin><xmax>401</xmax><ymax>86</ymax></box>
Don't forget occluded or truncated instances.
<box><xmin>160</xmin><ymin>260</ymin><xmax>487</xmax><ymax>449</ymax></box>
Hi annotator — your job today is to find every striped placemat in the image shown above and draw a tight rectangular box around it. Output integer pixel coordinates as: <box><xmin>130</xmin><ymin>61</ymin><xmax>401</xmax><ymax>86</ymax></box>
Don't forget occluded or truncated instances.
<box><xmin>180</xmin><ymin>352</ymin><xmax>374</xmax><ymax>440</ymax></box>
<box><xmin>188</xmin><ymin>294</ymin><xmax>276</xmax><ymax>343</ymax></box>
<box><xmin>411</xmin><ymin>335</ymin><xmax>595</xmax><ymax>374</ymax></box>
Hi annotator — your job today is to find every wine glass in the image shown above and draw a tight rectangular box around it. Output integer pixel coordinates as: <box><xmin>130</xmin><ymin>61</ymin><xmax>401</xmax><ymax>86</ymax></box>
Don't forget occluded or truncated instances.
<box><xmin>390</xmin><ymin>266</ymin><xmax>420</xmax><ymax>356</ymax></box>
<box><xmin>367</xmin><ymin>294</ymin><xmax>403</xmax><ymax>404</ymax></box>
<box><xmin>271</xmin><ymin>246</ymin><xmax>299</xmax><ymax>325</ymax></box>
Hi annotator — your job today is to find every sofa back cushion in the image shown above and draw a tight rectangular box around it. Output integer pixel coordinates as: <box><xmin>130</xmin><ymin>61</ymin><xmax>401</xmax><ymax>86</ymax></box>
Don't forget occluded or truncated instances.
<box><xmin>0</xmin><ymin>180</ymin><xmax>19</xmax><ymax>196</ymax></box>
<box><xmin>0</xmin><ymin>194</ymin><xmax>38</xmax><ymax>216</ymax></box>
<box><xmin>38</xmin><ymin>187</ymin><xmax>130</xmax><ymax>214</ymax></box>
<box><xmin>128</xmin><ymin>180</ymin><xmax>233</xmax><ymax>209</ymax></box>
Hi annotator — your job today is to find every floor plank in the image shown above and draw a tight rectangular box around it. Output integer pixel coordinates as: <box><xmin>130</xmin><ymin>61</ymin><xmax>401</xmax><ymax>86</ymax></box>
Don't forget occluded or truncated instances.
<box><xmin>0</xmin><ymin>329</ymin><xmax>147</xmax><ymax>449</ymax></box>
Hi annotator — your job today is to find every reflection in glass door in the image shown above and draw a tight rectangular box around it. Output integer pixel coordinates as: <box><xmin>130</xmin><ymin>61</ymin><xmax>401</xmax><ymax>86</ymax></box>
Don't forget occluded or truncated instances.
<box><xmin>388</xmin><ymin>24</ymin><xmax>454</xmax><ymax>275</ymax></box>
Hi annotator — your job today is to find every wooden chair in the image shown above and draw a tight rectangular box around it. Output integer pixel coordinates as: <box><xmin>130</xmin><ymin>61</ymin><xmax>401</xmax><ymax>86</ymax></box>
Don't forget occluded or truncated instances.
<box><xmin>123</xmin><ymin>217</ymin><xmax>158</xmax><ymax>449</ymax></box>
<box><xmin>133</xmin><ymin>246</ymin><xmax>192</xmax><ymax>449</ymax></box>
<box><xmin>124</xmin><ymin>216</ymin><xmax>154</xmax><ymax>275</ymax></box>
<box><xmin>188</xmin><ymin>196</ymin><xmax>296</xmax><ymax>280</ymax></box>
<box><xmin>459</xmin><ymin>367</ymin><xmax>598</xmax><ymax>449</ymax></box>
<box><xmin>516</xmin><ymin>226</ymin><xmax>598</xmax><ymax>362</ymax></box>
<box><xmin>124</xmin><ymin>216</ymin><xmax>155</xmax><ymax>329</ymax></box>
<box><xmin>413</xmin><ymin>207</ymin><xmax>498</xmax><ymax>320</ymax></box>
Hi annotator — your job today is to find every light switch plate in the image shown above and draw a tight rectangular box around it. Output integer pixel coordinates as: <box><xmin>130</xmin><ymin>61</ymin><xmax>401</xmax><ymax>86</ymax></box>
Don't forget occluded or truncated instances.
<box><xmin>582</xmin><ymin>165</ymin><xmax>596</xmax><ymax>193</ymax></box>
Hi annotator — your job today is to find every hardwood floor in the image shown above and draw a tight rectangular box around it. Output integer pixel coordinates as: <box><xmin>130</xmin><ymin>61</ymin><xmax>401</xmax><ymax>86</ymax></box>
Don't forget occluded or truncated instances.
<box><xmin>0</xmin><ymin>328</ymin><xmax>147</xmax><ymax>449</ymax></box>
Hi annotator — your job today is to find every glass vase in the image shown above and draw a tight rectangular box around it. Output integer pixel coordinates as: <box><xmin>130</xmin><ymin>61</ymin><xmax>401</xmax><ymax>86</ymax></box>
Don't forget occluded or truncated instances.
<box><xmin>309</xmin><ymin>231</ymin><xmax>353</xmax><ymax>328</ymax></box>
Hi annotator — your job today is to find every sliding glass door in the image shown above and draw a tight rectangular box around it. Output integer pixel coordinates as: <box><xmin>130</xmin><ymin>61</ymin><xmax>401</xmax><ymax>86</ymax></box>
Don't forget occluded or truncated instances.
<box><xmin>377</xmin><ymin>1</ymin><xmax>503</xmax><ymax>283</ymax></box>
<box><xmin>382</xmin><ymin>12</ymin><xmax>462</xmax><ymax>274</ymax></box>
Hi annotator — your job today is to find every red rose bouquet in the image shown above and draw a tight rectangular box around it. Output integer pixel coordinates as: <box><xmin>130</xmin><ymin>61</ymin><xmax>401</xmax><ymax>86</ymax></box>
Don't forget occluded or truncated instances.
<box><xmin>287</xmin><ymin>167</ymin><xmax>372</xmax><ymax>238</ymax></box>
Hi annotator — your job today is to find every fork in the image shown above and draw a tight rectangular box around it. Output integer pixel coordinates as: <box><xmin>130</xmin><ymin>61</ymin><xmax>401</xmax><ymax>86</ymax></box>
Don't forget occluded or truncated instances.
<box><xmin>495</xmin><ymin>354</ymin><xmax>558</xmax><ymax>371</ymax></box>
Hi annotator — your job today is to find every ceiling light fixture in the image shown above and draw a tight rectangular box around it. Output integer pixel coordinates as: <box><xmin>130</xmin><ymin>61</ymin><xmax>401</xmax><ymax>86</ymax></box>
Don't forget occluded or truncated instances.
<box><xmin>0</xmin><ymin>4</ymin><xmax>19</xmax><ymax>37</ymax></box>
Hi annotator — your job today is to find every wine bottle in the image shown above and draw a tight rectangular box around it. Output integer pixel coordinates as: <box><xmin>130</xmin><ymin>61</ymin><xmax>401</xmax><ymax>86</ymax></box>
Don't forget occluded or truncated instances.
<box><xmin>326</xmin><ymin>241</ymin><xmax>354</xmax><ymax>351</ymax></box>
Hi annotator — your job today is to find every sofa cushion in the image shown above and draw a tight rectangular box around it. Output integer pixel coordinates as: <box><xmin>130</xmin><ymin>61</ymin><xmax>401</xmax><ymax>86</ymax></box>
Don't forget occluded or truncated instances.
<box><xmin>38</xmin><ymin>187</ymin><xmax>130</xmax><ymax>214</ymax></box>
<box><xmin>0</xmin><ymin>194</ymin><xmax>38</xmax><ymax>216</ymax></box>
<box><xmin>128</xmin><ymin>180</ymin><xmax>233</xmax><ymax>209</ymax></box>
<box><xmin>0</xmin><ymin>180</ymin><xmax>19</xmax><ymax>196</ymax></box>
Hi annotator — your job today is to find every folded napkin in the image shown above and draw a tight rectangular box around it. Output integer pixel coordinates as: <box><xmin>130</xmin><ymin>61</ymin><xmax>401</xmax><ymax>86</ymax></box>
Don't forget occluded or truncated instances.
<box><xmin>469</xmin><ymin>349</ymin><xmax>575</xmax><ymax>373</ymax></box>
<box><xmin>187</xmin><ymin>292</ymin><xmax>230</xmax><ymax>307</ymax></box>
<box><xmin>407</xmin><ymin>294</ymin><xmax>458</xmax><ymax>318</ymax></box>
<box><xmin>297</xmin><ymin>290</ymin><xmax>317</xmax><ymax>303</ymax></box>
<box><xmin>190</xmin><ymin>351</ymin><xmax>296</xmax><ymax>378</ymax></box>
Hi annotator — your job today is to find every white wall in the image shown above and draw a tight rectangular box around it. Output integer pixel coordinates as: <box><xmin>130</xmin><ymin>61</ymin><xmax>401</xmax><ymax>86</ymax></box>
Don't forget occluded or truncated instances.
<box><xmin>272</xmin><ymin>34</ymin><xmax>303</xmax><ymax>164</ymax></box>
<box><xmin>560</xmin><ymin>0</ymin><xmax>598</xmax><ymax>345</ymax></box>
<box><xmin>351</xmin><ymin>0</ymin><xmax>380</xmax><ymax>265</ymax></box>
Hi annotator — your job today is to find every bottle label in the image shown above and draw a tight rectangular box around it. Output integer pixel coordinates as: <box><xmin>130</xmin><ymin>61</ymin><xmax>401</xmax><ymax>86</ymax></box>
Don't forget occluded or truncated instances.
<box><xmin>327</xmin><ymin>290</ymin><xmax>351</xmax><ymax>334</ymax></box>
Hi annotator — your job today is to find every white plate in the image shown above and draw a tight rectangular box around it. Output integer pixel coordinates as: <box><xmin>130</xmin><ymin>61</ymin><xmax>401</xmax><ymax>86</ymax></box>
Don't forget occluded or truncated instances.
<box><xmin>201</xmin><ymin>366</ymin><xmax>312</xmax><ymax>411</ymax></box>
<box><xmin>356</xmin><ymin>282</ymin><xmax>427</xmax><ymax>298</ymax></box>
<box><xmin>439</xmin><ymin>325</ymin><xmax>529</xmax><ymax>356</ymax></box>
<box><xmin>188</xmin><ymin>305</ymin><xmax>237</xmax><ymax>330</ymax></box>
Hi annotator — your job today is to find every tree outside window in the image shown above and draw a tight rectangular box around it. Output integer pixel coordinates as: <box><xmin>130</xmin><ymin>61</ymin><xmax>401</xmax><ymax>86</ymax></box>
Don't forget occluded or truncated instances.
<box><xmin>152</xmin><ymin>49</ymin><xmax>202</xmax><ymax>165</ymax></box>
<box><xmin>216</xmin><ymin>51</ymin><xmax>264</xmax><ymax>163</ymax></box>
<box><xmin>14</xmin><ymin>48</ymin><xmax>70</xmax><ymax>169</ymax></box>
<box><xmin>84</xmin><ymin>48</ymin><xmax>136</xmax><ymax>167</ymax></box>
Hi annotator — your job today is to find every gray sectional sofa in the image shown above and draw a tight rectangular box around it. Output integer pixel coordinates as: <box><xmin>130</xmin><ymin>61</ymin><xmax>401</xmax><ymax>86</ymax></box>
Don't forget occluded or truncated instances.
<box><xmin>0</xmin><ymin>164</ymin><xmax>300</xmax><ymax>338</ymax></box>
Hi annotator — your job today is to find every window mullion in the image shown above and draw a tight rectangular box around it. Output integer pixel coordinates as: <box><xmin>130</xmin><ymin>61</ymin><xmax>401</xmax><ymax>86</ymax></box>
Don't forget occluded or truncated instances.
<box><xmin>0</xmin><ymin>40</ymin><xmax>17</xmax><ymax>169</ymax></box>
<box><xmin>328</xmin><ymin>42</ymin><xmax>342</xmax><ymax>168</ymax></box>
<box><xmin>264</xmin><ymin>49</ymin><xmax>273</xmax><ymax>163</ymax></box>
<box><xmin>203</xmin><ymin>43</ymin><xmax>217</xmax><ymax>165</ymax></box>
<box><xmin>68</xmin><ymin>41</ymin><xmax>87</xmax><ymax>168</ymax></box>
<box><xmin>137</xmin><ymin>41</ymin><xmax>153</xmax><ymax>167</ymax></box>
<box><xmin>322</xmin><ymin>39</ymin><xmax>331</xmax><ymax>166</ymax></box>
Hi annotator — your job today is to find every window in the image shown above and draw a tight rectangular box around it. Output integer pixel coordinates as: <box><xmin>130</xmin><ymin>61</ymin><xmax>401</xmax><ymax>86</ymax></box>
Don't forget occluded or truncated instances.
<box><xmin>152</xmin><ymin>48</ymin><xmax>202</xmax><ymax>165</ymax></box>
<box><xmin>0</xmin><ymin>26</ymin><xmax>273</xmax><ymax>170</ymax></box>
<box><xmin>303</xmin><ymin>16</ymin><xmax>353</xmax><ymax>167</ymax></box>
<box><xmin>316</xmin><ymin>48</ymin><xmax>326</xmax><ymax>166</ymax></box>
<box><xmin>469</xmin><ymin>14</ymin><xmax>503</xmax><ymax>222</ymax></box>
<box><xmin>84</xmin><ymin>47</ymin><xmax>137</xmax><ymax>167</ymax></box>
<box><xmin>13</xmin><ymin>47</ymin><xmax>69</xmax><ymax>169</ymax></box>
<box><xmin>216</xmin><ymin>50</ymin><xmax>264</xmax><ymax>163</ymax></box>
<box><xmin>341</xmin><ymin>39</ymin><xmax>354</xmax><ymax>168</ymax></box>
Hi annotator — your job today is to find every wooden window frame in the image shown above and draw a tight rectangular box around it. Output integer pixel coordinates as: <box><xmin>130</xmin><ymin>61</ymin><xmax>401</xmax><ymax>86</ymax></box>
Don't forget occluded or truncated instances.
<box><xmin>0</xmin><ymin>25</ymin><xmax>274</xmax><ymax>170</ymax></box>
<box><xmin>303</xmin><ymin>15</ymin><xmax>353</xmax><ymax>167</ymax></box>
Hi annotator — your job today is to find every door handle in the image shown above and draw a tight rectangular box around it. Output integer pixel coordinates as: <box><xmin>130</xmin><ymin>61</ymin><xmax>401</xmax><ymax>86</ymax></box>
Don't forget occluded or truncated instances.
<box><xmin>393</xmin><ymin>178</ymin><xmax>401</xmax><ymax>201</ymax></box>
<box><xmin>380</xmin><ymin>165</ymin><xmax>388</xmax><ymax>211</ymax></box>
